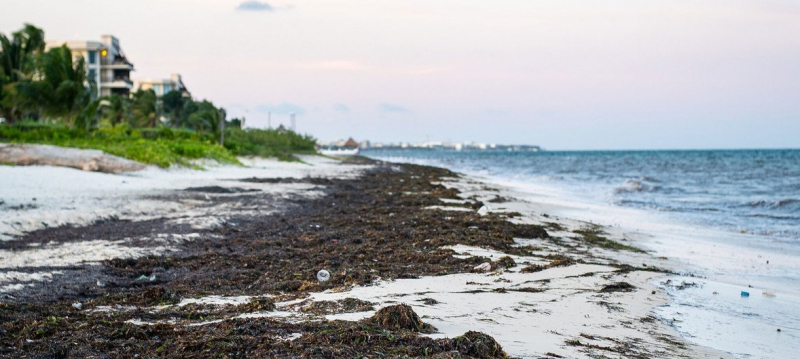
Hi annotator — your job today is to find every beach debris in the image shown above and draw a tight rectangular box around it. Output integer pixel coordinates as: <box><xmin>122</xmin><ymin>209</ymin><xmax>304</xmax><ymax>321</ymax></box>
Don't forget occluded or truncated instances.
<box><xmin>298</xmin><ymin>297</ymin><xmax>373</xmax><ymax>315</ymax></box>
<box><xmin>452</xmin><ymin>331</ymin><xmax>509</xmax><ymax>358</ymax></box>
<box><xmin>492</xmin><ymin>256</ymin><xmax>516</xmax><ymax>269</ymax></box>
<box><xmin>365</xmin><ymin>304</ymin><xmax>436</xmax><ymax>333</ymax></box>
<box><xmin>521</xmin><ymin>258</ymin><xmax>573</xmax><ymax>273</ymax></box>
<box><xmin>777</xmin><ymin>328</ymin><xmax>782</xmax><ymax>332</ymax></box>
<box><xmin>572</xmin><ymin>227</ymin><xmax>643</xmax><ymax>252</ymax></box>
<box><xmin>418</xmin><ymin>297</ymin><xmax>440</xmax><ymax>305</ymax></box>
<box><xmin>477</xmin><ymin>205</ymin><xmax>490</xmax><ymax>216</ymax></box>
<box><xmin>238</xmin><ymin>297</ymin><xmax>276</xmax><ymax>312</ymax></box>
<box><xmin>316</xmin><ymin>269</ymin><xmax>331</xmax><ymax>282</ymax></box>
<box><xmin>741</xmin><ymin>291</ymin><xmax>750</xmax><ymax>297</ymax></box>
<box><xmin>488</xmin><ymin>195</ymin><xmax>511</xmax><ymax>203</ymax></box>
<box><xmin>763</xmin><ymin>291</ymin><xmax>776</xmax><ymax>297</ymax></box>
<box><xmin>96</xmin><ymin>280</ymin><xmax>105</xmax><ymax>288</ymax></box>
<box><xmin>599</xmin><ymin>282</ymin><xmax>636</xmax><ymax>293</ymax></box>
<box><xmin>184</xmin><ymin>186</ymin><xmax>260</xmax><ymax>194</ymax></box>
<box><xmin>135</xmin><ymin>274</ymin><xmax>156</xmax><ymax>282</ymax></box>
<box><xmin>474</xmin><ymin>262</ymin><xmax>492</xmax><ymax>272</ymax></box>
<box><xmin>675</xmin><ymin>281</ymin><xmax>698</xmax><ymax>290</ymax></box>
<box><xmin>712</xmin><ymin>291</ymin><xmax>719</xmax><ymax>295</ymax></box>
<box><xmin>0</xmin><ymin>143</ymin><xmax>146</xmax><ymax>173</ymax></box>
<box><xmin>71</xmin><ymin>302</ymin><xmax>82</xmax><ymax>310</ymax></box>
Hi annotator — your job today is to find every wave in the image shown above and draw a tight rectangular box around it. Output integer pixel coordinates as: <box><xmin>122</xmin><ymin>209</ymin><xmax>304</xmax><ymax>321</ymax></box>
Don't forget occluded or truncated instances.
<box><xmin>614</xmin><ymin>178</ymin><xmax>662</xmax><ymax>194</ymax></box>
<box><xmin>740</xmin><ymin>199</ymin><xmax>800</xmax><ymax>211</ymax></box>
<box><xmin>745</xmin><ymin>214</ymin><xmax>800</xmax><ymax>221</ymax></box>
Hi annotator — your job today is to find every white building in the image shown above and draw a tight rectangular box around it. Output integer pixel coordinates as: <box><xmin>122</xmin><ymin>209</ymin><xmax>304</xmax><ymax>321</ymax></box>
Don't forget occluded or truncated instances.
<box><xmin>45</xmin><ymin>35</ymin><xmax>135</xmax><ymax>98</ymax></box>
<box><xmin>134</xmin><ymin>74</ymin><xmax>190</xmax><ymax>98</ymax></box>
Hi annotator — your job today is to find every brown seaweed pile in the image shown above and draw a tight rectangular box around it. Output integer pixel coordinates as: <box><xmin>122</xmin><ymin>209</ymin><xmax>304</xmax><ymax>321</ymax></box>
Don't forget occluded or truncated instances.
<box><xmin>365</xmin><ymin>303</ymin><xmax>437</xmax><ymax>333</ymax></box>
<box><xmin>1</xmin><ymin>159</ymin><xmax>542</xmax><ymax>358</ymax></box>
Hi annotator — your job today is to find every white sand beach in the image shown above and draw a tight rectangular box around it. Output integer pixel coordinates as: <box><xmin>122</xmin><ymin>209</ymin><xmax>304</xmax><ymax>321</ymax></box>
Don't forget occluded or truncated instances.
<box><xmin>0</xmin><ymin>158</ymin><xmax>737</xmax><ymax>358</ymax></box>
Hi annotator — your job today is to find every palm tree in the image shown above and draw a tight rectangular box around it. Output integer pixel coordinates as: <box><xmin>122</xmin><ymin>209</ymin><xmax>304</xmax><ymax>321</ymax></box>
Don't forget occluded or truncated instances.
<box><xmin>100</xmin><ymin>94</ymin><xmax>129</xmax><ymax>126</ymax></box>
<box><xmin>130</xmin><ymin>89</ymin><xmax>158</xmax><ymax>127</ymax></box>
<box><xmin>161</xmin><ymin>90</ymin><xmax>185</xmax><ymax>127</ymax></box>
<box><xmin>12</xmin><ymin>45</ymin><xmax>93</xmax><ymax>125</ymax></box>
<box><xmin>0</xmin><ymin>24</ymin><xmax>45</xmax><ymax>122</ymax></box>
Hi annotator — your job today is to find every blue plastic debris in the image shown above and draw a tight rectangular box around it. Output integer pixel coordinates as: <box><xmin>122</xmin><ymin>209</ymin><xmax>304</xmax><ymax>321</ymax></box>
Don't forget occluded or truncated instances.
<box><xmin>741</xmin><ymin>291</ymin><xmax>750</xmax><ymax>297</ymax></box>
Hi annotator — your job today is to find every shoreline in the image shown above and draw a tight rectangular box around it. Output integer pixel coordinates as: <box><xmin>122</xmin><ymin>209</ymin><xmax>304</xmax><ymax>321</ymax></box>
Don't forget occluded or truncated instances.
<box><xmin>462</xmin><ymin>173</ymin><xmax>799</xmax><ymax>359</ymax></box>
<box><xmin>365</xmin><ymin>150</ymin><xmax>798</xmax><ymax>358</ymax></box>
<box><xmin>1</xmin><ymin>156</ymin><xmax>730</xmax><ymax>358</ymax></box>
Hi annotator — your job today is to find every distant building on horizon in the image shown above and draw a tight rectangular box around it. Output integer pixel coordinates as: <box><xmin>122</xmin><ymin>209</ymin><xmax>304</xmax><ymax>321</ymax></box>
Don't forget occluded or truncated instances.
<box><xmin>134</xmin><ymin>74</ymin><xmax>191</xmax><ymax>98</ymax></box>
<box><xmin>343</xmin><ymin>138</ymin><xmax>359</xmax><ymax>149</ymax></box>
<box><xmin>350</xmin><ymin>139</ymin><xmax>541</xmax><ymax>152</ymax></box>
<box><xmin>45</xmin><ymin>35</ymin><xmax>135</xmax><ymax>98</ymax></box>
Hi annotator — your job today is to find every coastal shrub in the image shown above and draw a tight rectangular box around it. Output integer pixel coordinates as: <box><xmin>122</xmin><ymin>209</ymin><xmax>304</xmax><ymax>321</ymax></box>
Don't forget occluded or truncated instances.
<box><xmin>0</xmin><ymin>123</ymin><xmax>323</xmax><ymax>167</ymax></box>
<box><xmin>224</xmin><ymin>127</ymin><xmax>316</xmax><ymax>161</ymax></box>
<box><xmin>0</xmin><ymin>123</ymin><xmax>239</xmax><ymax>168</ymax></box>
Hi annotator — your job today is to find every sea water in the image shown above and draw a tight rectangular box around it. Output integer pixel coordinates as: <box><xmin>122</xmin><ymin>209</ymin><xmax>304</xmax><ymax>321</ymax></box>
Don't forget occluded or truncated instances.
<box><xmin>364</xmin><ymin>148</ymin><xmax>800</xmax><ymax>359</ymax></box>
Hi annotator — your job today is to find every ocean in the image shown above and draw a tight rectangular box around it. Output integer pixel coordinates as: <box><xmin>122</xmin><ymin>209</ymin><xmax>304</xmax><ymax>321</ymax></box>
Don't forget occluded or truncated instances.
<box><xmin>364</xmin><ymin>148</ymin><xmax>800</xmax><ymax>359</ymax></box>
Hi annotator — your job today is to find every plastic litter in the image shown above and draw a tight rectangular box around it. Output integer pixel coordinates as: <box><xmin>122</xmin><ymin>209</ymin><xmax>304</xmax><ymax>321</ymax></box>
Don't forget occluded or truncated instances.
<box><xmin>477</xmin><ymin>206</ymin><xmax>490</xmax><ymax>216</ymax></box>
<box><xmin>137</xmin><ymin>275</ymin><xmax>148</xmax><ymax>281</ymax></box>
<box><xmin>72</xmin><ymin>302</ymin><xmax>82</xmax><ymax>310</ymax></box>
<box><xmin>741</xmin><ymin>291</ymin><xmax>750</xmax><ymax>297</ymax></box>
<box><xmin>474</xmin><ymin>262</ymin><xmax>492</xmax><ymax>272</ymax></box>
<box><xmin>763</xmin><ymin>291</ymin><xmax>776</xmax><ymax>297</ymax></box>
<box><xmin>317</xmin><ymin>269</ymin><xmax>331</xmax><ymax>282</ymax></box>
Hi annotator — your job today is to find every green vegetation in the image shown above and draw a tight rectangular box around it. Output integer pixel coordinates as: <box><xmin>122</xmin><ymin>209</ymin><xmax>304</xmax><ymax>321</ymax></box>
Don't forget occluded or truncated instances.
<box><xmin>0</xmin><ymin>123</ymin><xmax>318</xmax><ymax>168</ymax></box>
<box><xmin>0</xmin><ymin>24</ymin><xmax>316</xmax><ymax>167</ymax></box>
<box><xmin>225</xmin><ymin>127</ymin><xmax>316</xmax><ymax>161</ymax></box>
<box><xmin>572</xmin><ymin>227</ymin><xmax>645</xmax><ymax>253</ymax></box>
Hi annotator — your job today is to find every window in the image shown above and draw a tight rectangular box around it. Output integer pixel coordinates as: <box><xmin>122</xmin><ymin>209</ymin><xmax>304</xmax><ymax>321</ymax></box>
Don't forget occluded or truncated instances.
<box><xmin>88</xmin><ymin>69</ymin><xmax>97</xmax><ymax>83</ymax></box>
<box><xmin>163</xmin><ymin>84</ymin><xmax>171</xmax><ymax>93</ymax></box>
<box><xmin>88</xmin><ymin>51</ymin><xmax>97</xmax><ymax>64</ymax></box>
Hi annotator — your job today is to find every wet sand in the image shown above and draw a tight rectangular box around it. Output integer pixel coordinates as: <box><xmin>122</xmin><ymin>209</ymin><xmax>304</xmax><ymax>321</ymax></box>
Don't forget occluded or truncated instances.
<box><xmin>0</xmin><ymin>156</ymin><xmax>728</xmax><ymax>358</ymax></box>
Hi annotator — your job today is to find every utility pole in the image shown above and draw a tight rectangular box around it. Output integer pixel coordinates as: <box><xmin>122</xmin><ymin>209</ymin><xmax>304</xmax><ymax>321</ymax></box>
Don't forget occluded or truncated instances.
<box><xmin>290</xmin><ymin>113</ymin><xmax>296</xmax><ymax>132</ymax></box>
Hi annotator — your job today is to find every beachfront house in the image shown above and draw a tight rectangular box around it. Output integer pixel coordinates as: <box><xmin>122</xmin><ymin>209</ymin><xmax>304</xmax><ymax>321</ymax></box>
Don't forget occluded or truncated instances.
<box><xmin>134</xmin><ymin>74</ymin><xmax>191</xmax><ymax>98</ymax></box>
<box><xmin>45</xmin><ymin>35</ymin><xmax>135</xmax><ymax>98</ymax></box>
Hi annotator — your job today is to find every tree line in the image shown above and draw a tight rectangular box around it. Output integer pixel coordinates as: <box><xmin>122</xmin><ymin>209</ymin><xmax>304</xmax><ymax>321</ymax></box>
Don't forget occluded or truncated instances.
<box><xmin>0</xmin><ymin>24</ymin><xmax>241</xmax><ymax>134</ymax></box>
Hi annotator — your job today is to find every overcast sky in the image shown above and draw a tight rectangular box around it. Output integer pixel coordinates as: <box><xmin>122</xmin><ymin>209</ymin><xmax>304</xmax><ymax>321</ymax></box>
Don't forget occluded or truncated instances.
<box><xmin>3</xmin><ymin>0</ymin><xmax>799</xmax><ymax>149</ymax></box>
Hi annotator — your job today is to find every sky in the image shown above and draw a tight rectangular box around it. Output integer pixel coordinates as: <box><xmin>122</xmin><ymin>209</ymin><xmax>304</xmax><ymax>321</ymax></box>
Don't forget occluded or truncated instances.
<box><xmin>2</xmin><ymin>0</ymin><xmax>799</xmax><ymax>150</ymax></box>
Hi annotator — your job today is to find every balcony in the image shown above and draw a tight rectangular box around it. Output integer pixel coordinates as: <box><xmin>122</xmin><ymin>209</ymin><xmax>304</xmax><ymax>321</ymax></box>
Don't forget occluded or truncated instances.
<box><xmin>101</xmin><ymin>77</ymin><xmax>133</xmax><ymax>89</ymax></box>
<box><xmin>104</xmin><ymin>62</ymin><xmax>134</xmax><ymax>70</ymax></box>
<box><xmin>100</xmin><ymin>57</ymin><xmax>134</xmax><ymax>70</ymax></box>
